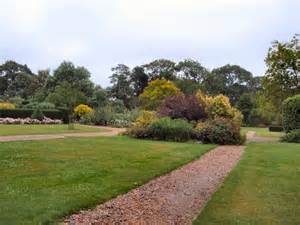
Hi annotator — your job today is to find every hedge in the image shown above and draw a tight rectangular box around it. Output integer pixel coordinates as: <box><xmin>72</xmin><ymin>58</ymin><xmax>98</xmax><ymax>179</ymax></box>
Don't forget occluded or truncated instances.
<box><xmin>282</xmin><ymin>94</ymin><xmax>300</xmax><ymax>132</ymax></box>
<box><xmin>269</xmin><ymin>126</ymin><xmax>284</xmax><ymax>132</ymax></box>
<box><xmin>0</xmin><ymin>109</ymin><xmax>69</xmax><ymax>123</ymax></box>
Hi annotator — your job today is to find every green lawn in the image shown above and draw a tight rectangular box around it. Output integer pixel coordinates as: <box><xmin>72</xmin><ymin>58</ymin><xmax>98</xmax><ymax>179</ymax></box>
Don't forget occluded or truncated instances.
<box><xmin>0</xmin><ymin>124</ymin><xmax>105</xmax><ymax>136</ymax></box>
<box><xmin>193</xmin><ymin>142</ymin><xmax>300</xmax><ymax>225</ymax></box>
<box><xmin>0</xmin><ymin>136</ymin><xmax>215</xmax><ymax>225</ymax></box>
<box><xmin>241</xmin><ymin>127</ymin><xmax>284</xmax><ymax>137</ymax></box>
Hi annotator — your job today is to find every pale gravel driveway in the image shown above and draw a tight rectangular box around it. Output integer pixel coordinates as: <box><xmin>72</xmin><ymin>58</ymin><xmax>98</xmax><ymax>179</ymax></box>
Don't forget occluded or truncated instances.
<box><xmin>0</xmin><ymin>126</ymin><xmax>125</xmax><ymax>142</ymax></box>
<box><xmin>65</xmin><ymin>145</ymin><xmax>245</xmax><ymax>225</ymax></box>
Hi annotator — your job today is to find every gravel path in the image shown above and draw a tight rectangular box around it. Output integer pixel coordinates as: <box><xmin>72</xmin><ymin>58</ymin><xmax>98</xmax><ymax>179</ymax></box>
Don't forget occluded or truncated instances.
<box><xmin>246</xmin><ymin>131</ymin><xmax>279</xmax><ymax>143</ymax></box>
<box><xmin>0</xmin><ymin>126</ymin><xmax>125</xmax><ymax>142</ymax></box>
<box><xmin>65</xmin><ymin>145</ymin><xmax>245</xmax><ymax>225</ymax></box>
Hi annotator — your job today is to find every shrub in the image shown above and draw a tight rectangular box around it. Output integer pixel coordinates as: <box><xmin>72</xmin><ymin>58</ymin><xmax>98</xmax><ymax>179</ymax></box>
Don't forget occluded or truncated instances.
<box><xmin>147</xmin><ymin>117</ymin><xmax>193</xmax><ymax>142</ymax></box>
<box><xmin>158</xmin><ymin>95</ymin><xmax>206</xmax><ymax>121</ymax></box>
<box><xmin>282</xmin><ymin>94</ymin><xmax>300</xmax><ymax>132</ymax></box>
<box><xmin>79</xmin><ymin>111</ymin><xmax>95</xmax><ymax>124</ymax></box>
<box><xmin>269</xmin><ymin>126</ymin><xmax>284</xmax><ymax>132</ymax></box>
<box><xmin>0</xmin><ymin>102</ymin><xmax>15</xmax><ymax>109</ymax></box>
<box><xmin>74</xmin><ymin>104</ymin><xmax>93</xmax><ymax>118</ymax></box>
<box><xmin>125</xmin><ymin>111</ymin><xmax>157</xmax><ymax>137</ymax></box>
<box><xmin>24</xmin><ymin>102</ymin><xmax>55</xmax><ymax>109</ymax></box>
<box><xmin>207</xmin><ymin>94</ymin><xmax>233</xmax><ymax>118</ymax></box>
<box><xmin>133</xmin><ymin>111</ymin><xmax>157</xmax><ymax>128</ymax></box>
<box><xmin>92</xmin><ymin>106</ymin><xmax>114</xmax><ymax>125</ymax></box>
<box><xmin>0</xmin><ymin>109</ymin><xmax>68</xmax><ymax>123</ymax></box>
<box><xmin>193</xmin><ymin>118</ymin><xmax>245</xmax><ymax>145</ymax></box>
<box><xmin>195</xmin><ymin>90</ymin><xmax>212</xmax><ymax>110</ymax></box>
<box><xmin>125</xmin><ymin>126</ymin><xmax>150</xmax><ymax>139</ymax></box>
<box><xmin>31</xmin><ymin>108</ymin><xmax>45</xmax><ymax>121</ymax></box>
<box><xmin>231</xmin><ymin>108</ymin><xmax>243</xmax><ymax>127</ymax></box>
<box><xmin>281</xmin><ymin>129</ymin><xmax>300</xmax><ymax>143</ymax></box>
<box><xmin>139</xmin><ymin>79</ymin><xmax>181</xmax><ymax>110</ymax></box>
<box><xmin>109</xmin><ymin>109</ymin><xmax>141</xmax><ymax>128</ymax></box>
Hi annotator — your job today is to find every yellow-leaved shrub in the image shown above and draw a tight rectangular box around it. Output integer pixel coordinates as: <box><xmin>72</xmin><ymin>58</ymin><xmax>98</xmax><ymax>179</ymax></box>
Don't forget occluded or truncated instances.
<box><xmin>0</xmin><ymin>102</ymin><xmax>16</xmax><ymax>109</ymax></box>
<box><xmin>74</xmin><ymin>104</ymin><xmax>93</xmax><ymax>118</ymax></box>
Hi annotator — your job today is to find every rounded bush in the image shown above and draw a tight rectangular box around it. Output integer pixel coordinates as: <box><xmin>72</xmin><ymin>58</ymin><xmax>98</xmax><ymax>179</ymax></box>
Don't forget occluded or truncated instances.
<box><xmin>0</xmin><ymin>102</ymin><xmax>15</xmax><ymax>109</ymax></box>
<box><xmin>281</xmin><ymin>129</ymin><xmax>300</xmax><ymax>143</ymax></box>
<box><xmin>148</xmin><ymin>117</ymin><xmax>193</xmax><ymax>142</ymax></box>
<box><xmin>193</xmin><ymin>118</ymin><xmax>245</xmax><ymax>145</ymax></box>
<box><xmin>282</xmin><ymin>94</ymin><xmax>300</xmax><ymax>132</ymax></box>
<box><xmin>158</xmin><ymin>95</ymin><xmax>206</xmax><ymax>121</ymax></box>
<box><xmin>74</xmin><ymin>104</ymin><xmax>93</xmax><ymax>118</ymax></box>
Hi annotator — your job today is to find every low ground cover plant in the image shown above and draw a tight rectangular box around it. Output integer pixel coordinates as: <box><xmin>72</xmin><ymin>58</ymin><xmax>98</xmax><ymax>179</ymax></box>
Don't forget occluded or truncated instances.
<box><xmin>0</xmin><ymin>117</ymin><xmax>62</xmax><ymax>124</ymax></box>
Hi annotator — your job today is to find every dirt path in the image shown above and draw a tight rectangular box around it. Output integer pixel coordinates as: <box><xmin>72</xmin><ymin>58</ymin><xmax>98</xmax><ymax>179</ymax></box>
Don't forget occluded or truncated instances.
<box><xmin>0</xmin><ymin>126</ymin><xmax>125</xmax><ymax>142</ymax></box>
<box><xmin>65</xmin><ymin>145</ymin><xmax>245</xmax><ymax>225</ymax></box>
<box><xmin>246</xmin><ymin>131</ymin><xmax>279</xmax><ymax>143</ymax></box>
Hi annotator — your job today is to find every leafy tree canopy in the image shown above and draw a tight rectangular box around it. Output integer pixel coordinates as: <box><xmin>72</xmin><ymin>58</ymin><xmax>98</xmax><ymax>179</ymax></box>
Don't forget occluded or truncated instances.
<box><xmin>139</xmin><ymin>79</ymin><xmax>181</xmax><ymax>110</ymax></box>
<box><xmin>262</xmin><ymin>34</ymin><xmax>300</xmax><ymax>111</ymax></box>
<box><xmin>203</xmin><ymin>64</ymin><xmax>258</xmax><ymax>104</ymax></box>
<box><xmin>143</xmin><ymin>59</ymin><xmax>176</xmax><ymax>81</ymax></box>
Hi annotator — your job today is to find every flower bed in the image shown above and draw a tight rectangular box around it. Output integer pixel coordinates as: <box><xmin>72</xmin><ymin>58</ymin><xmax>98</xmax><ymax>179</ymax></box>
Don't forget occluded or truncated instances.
<box><xmin>0</xmin><ymin>117</ymin><xmax>62</xmax><ymax>125</ymax></box>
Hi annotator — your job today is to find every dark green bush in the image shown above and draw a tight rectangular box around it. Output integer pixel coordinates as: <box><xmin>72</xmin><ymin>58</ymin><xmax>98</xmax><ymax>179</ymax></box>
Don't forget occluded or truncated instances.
<box><xmin>0</xmin><ymin>108</ymin><xmax>68</xmax><ymax>123</ymax></box>
<box><xmin>282</xmin><ymin>94</ymin><xmax>300</xmax><ymax>132</ymax></box>
<box><xmin>24</xmin><ymin>102</ymin><xmax>55</xmax><ymax>109</ymax></box>
<box><xmin>147</xmin><ymin>117</ymin><xmax>193</xmax><ymax>142</ymax></box>
<box><xmin>31</xmin><ymin>108</ymin><xmax>44</xmax><ymax>121</ymax></box>
<box><xmin>269</xmin><ymin>126</ymin><xmax>283</xmax><ymax>132</ymax></box>
<box><xmin>92</xmin><ymin>106</ymin><xmax>114</xmax><ymax>125</ymax></box>
<box><xmin>125</xmin><ymin>126</ymin><xmax>150</xmax><ymax>139</ymax></box>
<box><xmin>193</xmin><ymin>118</ymin><xmax>245</xmax><ymax>145</ymax></box>
<box><xmin>281</xmin><ymin>129</ymin><xmax>300</xmax><ymax>143</ymax></box>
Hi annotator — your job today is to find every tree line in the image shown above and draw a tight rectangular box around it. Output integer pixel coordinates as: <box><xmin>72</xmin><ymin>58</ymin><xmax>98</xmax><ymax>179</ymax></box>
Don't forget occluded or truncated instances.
<box><xmin>0</xmin><ymin>34</ymin><xmax>299</xmax><ymax>125</ymax></box>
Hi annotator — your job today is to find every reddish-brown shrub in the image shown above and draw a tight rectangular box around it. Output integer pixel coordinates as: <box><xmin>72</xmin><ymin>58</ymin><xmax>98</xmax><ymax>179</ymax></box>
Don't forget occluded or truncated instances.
<box><xmin>158</xmin><ymin>95</ymin><xmax>207</xmax><ymax>121</ymax></box>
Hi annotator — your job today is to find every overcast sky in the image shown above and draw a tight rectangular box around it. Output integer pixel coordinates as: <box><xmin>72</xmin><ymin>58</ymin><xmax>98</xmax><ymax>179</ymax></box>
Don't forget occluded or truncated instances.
<box><xmin>0</xmin><ymin>0</ymin><xmax>299</xmax><ymax>87</ymax></box>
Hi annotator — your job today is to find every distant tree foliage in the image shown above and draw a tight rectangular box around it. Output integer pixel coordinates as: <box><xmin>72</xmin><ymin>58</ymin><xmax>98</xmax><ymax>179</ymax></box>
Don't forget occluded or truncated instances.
<box><xmin>143</xmin><ymin>59</ymin><xmax>176</xmax><ymax>81</ymax></box>
<box><xmin>176</xmin><ymin>59</ymin><xmax>209</xmax><ymax>83</ymax></box>
<box><xmin>203</xmin><ymin>64</ymin><xmax>259</xmax><ymax>104</ymax></box>
<box><xmin>237</xmin><ymin>93</ymin><xmax>255</xmax><ymax>124</ymax></box>
<box><xmin>0</xmin><ymin>57</ymin><xmax>263</xmax><ymax>115</ymax></box>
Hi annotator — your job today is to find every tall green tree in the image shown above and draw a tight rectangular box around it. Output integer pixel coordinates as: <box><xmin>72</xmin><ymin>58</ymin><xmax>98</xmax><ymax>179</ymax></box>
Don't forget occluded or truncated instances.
<box><xmin>130</xmin><ymin>66</ymin><xmax>149</xmax><ymax>96</ymax></box>
<box><xmin>262</xmin><ymin>34</ymin><xmax>300</xmax><ymax>111</ymax></box>
<box><xmin>88</xmin><ymin>85</ymin><xmax>108</xmax><ymax>108</ymax></box>
<box><xmin>0</xmin><ymin>60</ymin><xmax>34</xmax><ymax>98</ymax></box>
<box><xmin>143</xmin><ymin>59</ymin><xmax>176</xmax><ymax>81</ymax></box>
<box><xmin>47</xmin><ymin>82</ymin><xmax>86</xmax><ymax>123</ymax></box>
<box><xmin>237</xmin><ymin>93</ymin><xmax>255</xmax><ymax>124</ymax></box>
<box><xmin>203</xmin><ymin>64</ymin><xmax>258</xmax><ymax>104</ymax></box>
<box><xmin>176</xmin><ymin>59</ymin><xmax>209</xmax><ymax>83</ymax></box>
<box><xmin>46</xmin><ymin>61</ymin><xmax>94</xmax><ymax>98</ymax></box>
<box><xmin>109</xmin><ymin>64</ymin><xmax>135</xmax><ymax>109</ymax></box>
